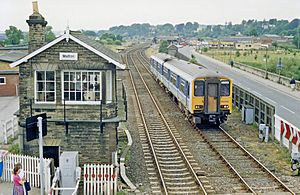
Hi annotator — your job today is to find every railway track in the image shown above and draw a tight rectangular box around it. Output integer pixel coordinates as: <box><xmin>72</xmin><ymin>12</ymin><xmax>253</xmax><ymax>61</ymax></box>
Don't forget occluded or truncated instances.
<box><xmin>197</xmin><ymin>127</ymin><xmax>294</xmax><ymax>194</ymax></box>
<box><xmin>124</xmin><ymin>48</ymin><xmax>209</xmax><ymax>194</ymax></box>
<box><xmin>128</xmin><ymin>45</ymin><xmax>295</xmax><ymax>195</ymax></box>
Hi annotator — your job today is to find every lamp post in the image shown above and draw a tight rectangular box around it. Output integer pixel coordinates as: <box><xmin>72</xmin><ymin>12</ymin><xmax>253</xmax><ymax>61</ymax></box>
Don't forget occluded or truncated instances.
<box><xmin>263</xmin><ymin>46</ymin><xmax>268</xmax><ymax>79</ymax></box>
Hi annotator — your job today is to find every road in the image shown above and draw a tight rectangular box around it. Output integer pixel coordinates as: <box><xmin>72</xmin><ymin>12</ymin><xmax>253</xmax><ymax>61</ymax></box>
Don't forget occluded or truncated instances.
<box><xmin>179</xmin><ymin>47</ymin><xmax>300</xmax><ymax>129</ymax></box>
<box><xmin>0</xmin><ymin>96</ymin><xmax>19</xmax><ymax>123</ymax></box>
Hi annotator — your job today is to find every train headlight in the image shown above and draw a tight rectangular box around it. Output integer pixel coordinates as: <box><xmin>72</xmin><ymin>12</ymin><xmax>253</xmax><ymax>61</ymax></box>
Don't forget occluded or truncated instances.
<box><xmin>195</xmin><ymin>105</ymin><xmax>203</xmax><ymax>109</ymax></box>
<box><xmin>221</xmin><ymin>105</ymin><xmax>229</xmax><ymax>109</ymax></box>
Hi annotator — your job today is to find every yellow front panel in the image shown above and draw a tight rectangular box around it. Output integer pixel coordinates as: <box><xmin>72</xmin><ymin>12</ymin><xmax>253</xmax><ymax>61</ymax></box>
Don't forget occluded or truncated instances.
<box><xmin>208</xmin><ymin>96</ymin><xmax>217</xmax><ymax>112</ymax></box>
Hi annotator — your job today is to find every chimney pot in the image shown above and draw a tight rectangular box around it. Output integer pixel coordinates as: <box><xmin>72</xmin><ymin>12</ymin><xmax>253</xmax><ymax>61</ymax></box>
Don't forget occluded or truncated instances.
<box><xmin>32</xmin><ymin>1</ymin><xmax>39</xmax><ymax>14</ymax></box>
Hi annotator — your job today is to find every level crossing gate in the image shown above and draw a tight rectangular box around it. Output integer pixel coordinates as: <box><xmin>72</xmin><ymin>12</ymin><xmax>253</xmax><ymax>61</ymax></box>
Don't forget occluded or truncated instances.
<box><xmin>83</xmin><ymin>164</ymin><xmax>118</xmax><ymax>195</ymax></box>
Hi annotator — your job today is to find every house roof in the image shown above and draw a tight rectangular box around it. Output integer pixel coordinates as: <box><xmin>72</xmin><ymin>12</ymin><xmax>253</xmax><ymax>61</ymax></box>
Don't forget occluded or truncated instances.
<box><xmin>0</xmin><ymin>51</ymin><xmax>28</xmax><ymax>62</ymax></box>
<box><xmin>0</xmin><ymin>70</ymin><xmax>19</xmax><ymax>75</ymax></box>
<box><xmin>10</xmin><ymin>30</ymin><xmax>125</xmax><ymax>69</ymax></box>
<box><xmin>0</xmin><ymin>45</ymin><xmax>28</xmax><ymax>51</ymax></box>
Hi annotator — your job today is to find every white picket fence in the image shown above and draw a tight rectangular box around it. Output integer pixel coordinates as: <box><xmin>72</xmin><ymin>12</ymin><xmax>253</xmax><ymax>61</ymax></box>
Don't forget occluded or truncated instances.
<box><xmin>83</xmin><ymin>164</ymin><xmax>118</xmax><ymax>195</ymax></box>
<box><xmin>2</xmin><ymin>153</ymin><xmax>52</xmax><ymax>193</ymax></box>
<box><xmin>0</xmin><ymin>116</ymin><xmax>18</xmax><ymax>144</ymax></box>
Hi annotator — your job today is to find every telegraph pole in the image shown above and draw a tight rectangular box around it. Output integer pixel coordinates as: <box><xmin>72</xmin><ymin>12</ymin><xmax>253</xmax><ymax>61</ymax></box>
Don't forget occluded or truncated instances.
<box><xmin>37</xmin><ymin>117</ymin><xmax>45</xmax><ymax>195</ymax></box>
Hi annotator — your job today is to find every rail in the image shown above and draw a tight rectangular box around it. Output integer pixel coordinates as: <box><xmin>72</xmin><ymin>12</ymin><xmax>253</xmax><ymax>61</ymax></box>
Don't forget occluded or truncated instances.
<box><xmin>136</xmin><ymin>46</ymin><xmax>294</xmax><ymax>194</ymax></box>
<box><xmin>126</xmin><ymin>47</ymin><xmax>207</xmax><ymax>194</ymax></box>
<box><xmin>219</xmin><ymin>126</ymin><xmax>295</xmax><ymax>195</ymax></box>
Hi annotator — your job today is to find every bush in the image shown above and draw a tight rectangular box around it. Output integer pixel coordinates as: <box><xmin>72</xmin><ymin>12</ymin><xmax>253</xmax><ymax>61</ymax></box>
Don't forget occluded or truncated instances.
<box><xmin>8</xmin><ymin>144</ymin><xmax>20</xmax><ymax>154</ymax></box>
<box><xmin>189</xmin><ymin>58</ymin><xmax>197</xmax><ymax>64</ymax></box>
<box><xmin>235</xmin><ymin>51</ymin><xmax>240</xmax><ymax>57</ymax></box>
<box><xmin>159</xmin><ymin>40</ymin><xmax>169</xmax><ymax>53</ymax></box>
<box><xmin>202</xmin><ymin>47</ymin><xmax>208</xmax><ymax>52</ymax></box>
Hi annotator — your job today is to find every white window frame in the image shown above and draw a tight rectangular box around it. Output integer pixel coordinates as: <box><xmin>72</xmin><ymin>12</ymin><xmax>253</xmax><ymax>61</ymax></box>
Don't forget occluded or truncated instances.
<box><xmin>0</xmin><ymin>77</ymin><xmax>6</xmax><ymax>85</ymax></box>
<box><xmin>34</xmin><ymin>71</ymin><xmax>56</xmax><ymax>104</ymax></box>
<box><xmin>106</xmin><ymin>70</ymin><xmax>112</xmax><ymax>103</ymax></box>
<box><xmin>61</xmin><ymin>70</ymin><xmax>103</xmax><ymax>105</ymax></box>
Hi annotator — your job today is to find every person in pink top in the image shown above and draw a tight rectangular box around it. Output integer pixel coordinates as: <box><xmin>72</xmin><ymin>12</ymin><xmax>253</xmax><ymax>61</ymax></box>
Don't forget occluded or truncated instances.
<box><xmin>12</xmin><ymin>163</ymin><xmax>25</xmax><ymax>195</ymax></box>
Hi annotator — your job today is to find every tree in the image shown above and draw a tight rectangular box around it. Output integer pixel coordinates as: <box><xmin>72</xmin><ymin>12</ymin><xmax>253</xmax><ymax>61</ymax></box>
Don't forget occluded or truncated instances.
<box><xmin>45</xmin><ymin>26</ymin><xmax>56</xmax><ymax>42</ymax></box>
<box><xmin>5</xmin><ymin>26</ymin><xmax>23</xmax><ymax>45</ymax></box>
<box><xmin>82</xmin><ymin>30</ymin><xmax>97</xmax><ymax>37</ymax></box>
<box><xmin>159</xmin><ymin>40</ymin><xmax>169</xmax><ymax>53</ymax></box>
<box><xmin>293</xmin><ymin>35</ymin><xmax>299</xmax><ymax>49</ymax></box>
<box><xmin>116</xmin><ymin>34</ymin><xmax>123</xmax><ymax>41</ymax></box>
<box><xmin>175</xmin><ymin>23</ymin><xmax>185</xmax><ymax>34</ymax></box>
<box><xmin>157</xmin><ymin>23</ymin><xmax>174</xmax><ymax>35</ymax></box>
<box><xmin>248</xmin><ymin>28</ymin><xmax>258</xmax><ymax>36</ymax></box>
<box><xmin>189</xmin><ymin>54</ymin><xmax>197</xmax><ymax>64</ymax></box>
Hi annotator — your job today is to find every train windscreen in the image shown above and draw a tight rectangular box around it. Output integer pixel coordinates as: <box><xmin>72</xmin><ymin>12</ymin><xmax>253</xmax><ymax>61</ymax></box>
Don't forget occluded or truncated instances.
<box><xmin>220</xmin><ymin>80</ymin><xmax>230</xmax><ymax>96</ymax></box>
<box><xmin>194</xmin><ymin>80</ymin><xmax>205</xmax><ymax>96</ymax></box>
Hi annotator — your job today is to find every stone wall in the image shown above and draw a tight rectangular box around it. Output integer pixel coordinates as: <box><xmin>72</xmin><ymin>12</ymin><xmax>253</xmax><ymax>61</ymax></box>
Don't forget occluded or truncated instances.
<box><xmin>19</xmin><ymin>39</ymin><xmax>120</xmax><ymax>164</ymax></box>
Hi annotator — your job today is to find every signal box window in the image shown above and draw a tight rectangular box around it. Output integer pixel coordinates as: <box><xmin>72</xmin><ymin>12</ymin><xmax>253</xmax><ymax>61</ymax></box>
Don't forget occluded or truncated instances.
<box><xmin>62</xmin><ymin>71</ymin><xmax>102</xmax><ymax>104</ymax></box>
<box><xmin>220</xmin><ymin>80</ymin><xmax>230</xmax><ymax>96</ymax></box>
<box><xmin>194</xmin><ymin>80</ymin><xmax>205</xmax><ymax>96</ymax></box>
<box><xmin>35</xmin><ymin>71</ymin><xmax>56</xmax><ymax>103</ymax></box>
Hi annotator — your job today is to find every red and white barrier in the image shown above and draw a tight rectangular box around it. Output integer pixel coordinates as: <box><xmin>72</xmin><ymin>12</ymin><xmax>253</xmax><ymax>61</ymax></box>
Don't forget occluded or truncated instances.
<box><xmin>274</xmin><ymin>114</ymin><xmax>300</xmax><ymax>152</ymax></box>
<box><xmin>83</xmin><ymin>164</ymin><xmax>117</xmax><ymax>195</ymax></box>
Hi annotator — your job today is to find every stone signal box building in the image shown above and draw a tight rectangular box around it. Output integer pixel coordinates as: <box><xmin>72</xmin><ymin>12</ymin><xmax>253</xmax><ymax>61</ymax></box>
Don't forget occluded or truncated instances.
<box><xmin>11</xmin><ymin>2</ymin><xmax>127</xmax><ymax>164</ymax></box>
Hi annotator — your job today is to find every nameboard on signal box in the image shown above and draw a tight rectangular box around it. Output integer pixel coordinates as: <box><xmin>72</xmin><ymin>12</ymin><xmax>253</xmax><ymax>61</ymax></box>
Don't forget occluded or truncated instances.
<box><xmin>59</xmin><ymin>52</ymin><xmax>78</xmax><ymax>61</ymax></box>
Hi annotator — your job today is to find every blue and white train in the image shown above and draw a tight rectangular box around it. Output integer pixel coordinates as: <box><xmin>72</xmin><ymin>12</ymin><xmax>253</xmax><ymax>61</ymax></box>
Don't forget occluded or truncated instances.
<box><xmin>150</xmin><ymin>53</ymin><xmax>232</xmax><ymax>125</ymax></box>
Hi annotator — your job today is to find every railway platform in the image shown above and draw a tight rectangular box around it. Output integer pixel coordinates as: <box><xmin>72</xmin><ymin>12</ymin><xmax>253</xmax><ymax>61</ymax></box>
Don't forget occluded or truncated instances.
<box><xmin>0</xmin><ymin>182</ymin><xmax>40</xmax><ymax>195</ymax></box>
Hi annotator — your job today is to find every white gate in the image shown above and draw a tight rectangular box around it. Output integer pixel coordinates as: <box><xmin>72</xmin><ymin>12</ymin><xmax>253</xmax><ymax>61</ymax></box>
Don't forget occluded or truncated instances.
<box><xmin>2</xmin><ymin>153</ymin><xmax>52</xmax><ymax>193</ymax></box>
<box><xmin>0</xmin><ymin>116</ymin><xmax>18</xmax><ymax>144</ymax></box>
<box><xmin>83</xmin><ymin>164</ymin><xmax>117</xmax><ymax>195</ymax></box>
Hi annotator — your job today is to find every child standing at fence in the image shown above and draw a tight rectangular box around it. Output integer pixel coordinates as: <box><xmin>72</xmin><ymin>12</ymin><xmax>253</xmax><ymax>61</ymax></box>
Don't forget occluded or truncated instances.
<box><xmin>0</xmin><ymin>150</ymin><xmax>8</xmax><ymax>183</ymax></box>
<box><xmin>13</xmin><ymin>163</ymin><xmax>25</xmax><ymax>195</ymax></box>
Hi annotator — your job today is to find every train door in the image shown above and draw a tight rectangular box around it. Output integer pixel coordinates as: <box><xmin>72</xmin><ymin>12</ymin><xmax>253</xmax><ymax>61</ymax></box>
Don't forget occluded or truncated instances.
<box><xmin>206</xmin><ymin>80</ymin><xmax>219</xmax><ymax>113</ymax></box>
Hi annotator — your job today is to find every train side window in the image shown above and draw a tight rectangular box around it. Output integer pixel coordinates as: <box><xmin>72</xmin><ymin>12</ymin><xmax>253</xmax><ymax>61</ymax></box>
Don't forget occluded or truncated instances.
<box><xmin>170</xmin><ymin>72</ymin><xmax>177</xmax><ymax>86</ymax></box>
<box><xmin>194</xmin><ymin>80</ymin><xmax>205</xmax><ymax>96</ymax></box>
<box><xmin>185</xmin><ymin>81</ymin><xmax>190</xmax><ymax>97</ymax></box>
<box><xmin>163</xmin><ymin>67</ymin><xmax>168</xmax><ymax>78</ymax></box>
<box><xmin>221</xmin><ymin>80</ymin><xmax>230</xmax><ymax>96</ymax></box>
<box><xmin>179</xmin><ymin>79</ymin><xmax>185</xmax><ymax>93</ymax></box>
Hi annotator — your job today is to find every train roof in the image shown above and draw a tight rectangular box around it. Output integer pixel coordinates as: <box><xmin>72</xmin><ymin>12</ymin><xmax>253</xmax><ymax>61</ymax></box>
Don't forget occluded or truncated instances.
<box><xmin>151</xmin><ymin>53</ymin><xmax>222</xmax><ymax>82</ymax></box>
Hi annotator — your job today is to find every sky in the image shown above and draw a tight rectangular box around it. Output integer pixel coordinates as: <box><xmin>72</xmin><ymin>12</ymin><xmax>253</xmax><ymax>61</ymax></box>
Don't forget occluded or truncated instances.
<box><xmin>1</xmin><ymin>0</ymin><xmax>300</xmax><ymax>32</ymax></box>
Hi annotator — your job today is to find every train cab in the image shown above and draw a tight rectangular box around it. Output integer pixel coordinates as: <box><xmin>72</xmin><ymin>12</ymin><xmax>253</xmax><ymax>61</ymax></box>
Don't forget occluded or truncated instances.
<box><xmin>192</xmin><ymin>77</ymin><xmax>232</xmax><ymax>124</ymax></box>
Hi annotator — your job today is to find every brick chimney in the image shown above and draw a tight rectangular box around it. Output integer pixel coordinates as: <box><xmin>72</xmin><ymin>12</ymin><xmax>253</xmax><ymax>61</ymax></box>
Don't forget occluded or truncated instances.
<box><xmin>26</xmin><ymin>1</ymin><xmax>47</xmax><ymax>53</ymax></box>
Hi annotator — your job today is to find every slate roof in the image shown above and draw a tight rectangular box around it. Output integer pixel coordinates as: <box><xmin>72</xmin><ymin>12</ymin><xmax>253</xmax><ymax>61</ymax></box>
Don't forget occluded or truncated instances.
<box><xmin>0</xmin><ymin>51</ymin><xmax>28</xmax><ymax>62</ymax></box>
<box><xmin>70</xmin><ymin>31</ymin><xmax>123</xmax><ymax>64</ymax></box>
<box><xmin>11</xmin><ymin>30</ymin><xmax>125</xmax><ymax>69</ymax></box>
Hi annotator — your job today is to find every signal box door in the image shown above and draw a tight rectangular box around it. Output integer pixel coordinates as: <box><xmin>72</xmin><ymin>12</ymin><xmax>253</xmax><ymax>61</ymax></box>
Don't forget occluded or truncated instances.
<box><xmin>207</xmin><ymin>83</ymin><xmax>218</xmax><ymax>113</ymax></box>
